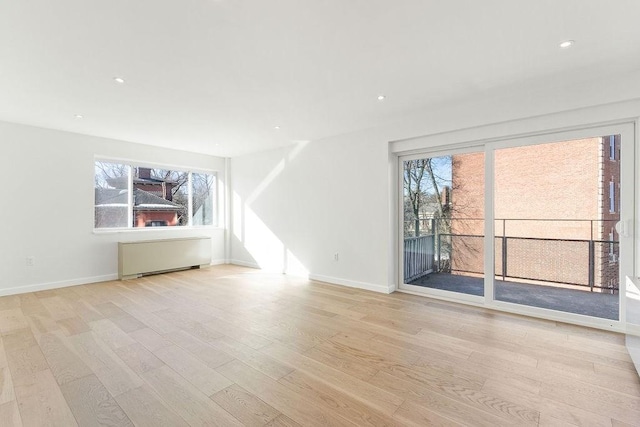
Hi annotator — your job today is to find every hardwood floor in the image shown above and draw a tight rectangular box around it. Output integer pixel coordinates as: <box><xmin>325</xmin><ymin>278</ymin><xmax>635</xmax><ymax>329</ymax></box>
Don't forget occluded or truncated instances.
<box><xmin>1</xmin><ymin>265</ymin><xmax>639</xmax><ymax>426</ymax></box>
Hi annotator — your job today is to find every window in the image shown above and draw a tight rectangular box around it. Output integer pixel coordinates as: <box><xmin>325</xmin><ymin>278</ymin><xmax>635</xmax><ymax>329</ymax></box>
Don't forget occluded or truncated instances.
<box><xmin>609</xmin><ymin>181</ymin><xmax>615</xmax><ymax>213</ymax></box>
<box><xmin>94</xmin><ymin>160</ymin><xmax>216</xmax><ymax>229</ymax></box>
<box><xmin>609</xmin><ymin>135</ymin><xmax>616</xmax><ymax>160</ymax></box>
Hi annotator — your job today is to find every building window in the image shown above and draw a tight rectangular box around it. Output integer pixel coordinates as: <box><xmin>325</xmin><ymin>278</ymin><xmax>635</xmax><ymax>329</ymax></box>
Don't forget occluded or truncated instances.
<box><xmin>609</xmin><ymin>135</ymin><xmax>616</xmax><ymax>160</ymax></box>
<box><xmin>609</xmin><ymin>181</ymin><xmax>615</xmax><ymax>213</ymax></box>
<box><xmin>94</xmin><ymin>160</ymin><xmax>216</xmax><ymax>229</ymax></box>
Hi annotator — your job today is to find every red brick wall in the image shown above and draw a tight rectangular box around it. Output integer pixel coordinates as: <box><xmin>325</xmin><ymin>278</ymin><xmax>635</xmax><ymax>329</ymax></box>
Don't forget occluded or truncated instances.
<box><xmin>134</xmin><ymin>211</ymin><xmax>178</xmax><ymax>227</ymax></box>
<box><xmin>494</xmin><ymin>138</ymin><xmax>600</xmax><ymax>239</ymax></box>
<box><xmin>450</xmin><ymin>137</ymin><xmax>618</xmax><ymax>290</ymax></box>
<box><xmin>450</xmin><ymin>152</ymin><xmax>485</xmax><ymax>274</ymax></box>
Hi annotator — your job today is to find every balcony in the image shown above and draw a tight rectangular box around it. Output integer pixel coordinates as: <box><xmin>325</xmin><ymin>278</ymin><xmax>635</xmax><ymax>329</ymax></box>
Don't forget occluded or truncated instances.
<box><xmin>404</xmin><ymin>218</ymin><xmax>619</xmax><ymax>320</ymax></box>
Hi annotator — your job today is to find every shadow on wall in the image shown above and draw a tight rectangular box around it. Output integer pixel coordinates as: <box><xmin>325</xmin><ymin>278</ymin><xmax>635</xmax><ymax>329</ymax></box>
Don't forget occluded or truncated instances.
<box><xmin>231</xmin><ymin>141</ymin><xmax>310</xmax><ymax>277</ymax></box>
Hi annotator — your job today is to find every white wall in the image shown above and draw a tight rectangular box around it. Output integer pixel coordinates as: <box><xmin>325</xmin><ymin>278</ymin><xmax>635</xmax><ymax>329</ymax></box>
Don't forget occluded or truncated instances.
<box><xmin>0</xmin><ymin>121</ymin><xmax>226</xmax><ymax>296</ymax></box>
<box><xmin>230</xmin><ymin>136</ymin><xmax>391</xmax><ymax>293</ymax></box>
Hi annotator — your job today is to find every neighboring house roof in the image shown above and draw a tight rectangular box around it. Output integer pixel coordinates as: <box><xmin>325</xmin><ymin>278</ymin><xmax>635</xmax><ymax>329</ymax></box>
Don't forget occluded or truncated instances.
<box><xmin>133</xmin><ymin>189</ymin><xmax>181</xmax><ymax>211</ymax></box>
<box><xmin>95</xmin><ymin>188</ymin><xmax>182</xmax><ymax>211</ymax></box>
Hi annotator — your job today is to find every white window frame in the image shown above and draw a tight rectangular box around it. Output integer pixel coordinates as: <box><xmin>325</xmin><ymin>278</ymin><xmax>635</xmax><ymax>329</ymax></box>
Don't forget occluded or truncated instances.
<box><xmin>94</xmin><ymin>157</ymin><xmax>219</xmax><ymax>232</ymax></box>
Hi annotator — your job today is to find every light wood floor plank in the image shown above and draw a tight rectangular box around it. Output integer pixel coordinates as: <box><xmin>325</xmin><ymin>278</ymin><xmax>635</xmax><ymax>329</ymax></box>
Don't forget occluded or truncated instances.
<box><xmin>392</xmin><ymin>400</ymin><xmax>465</xmax><ymax>427</ymax></box>
<box><xmin>261</xmin><ymin>342</ymin><xmax>403</xmax><ymax>415</ymax></box>
<box><xmin>141</xmin><ymin>365</ymin><xmax>243</xmax><ymax>426</ymax></box>
<box><xmin>35</xmin><ymin>332</ymin><xmax>93</xmax><ymax>386</ymax></box>
<box><xmin>59</xmin><ymin>374</ymin><xmax>133</xmax><ymax>427</ymax></box>
<box><xmin>264</xmin><ymin>414</ymin><xmax>302</xmax><ymax>427</ymax></box>
<box><xmin>113</xmin><ymin>342</ymin><xmax>164</xmax><ymax>375</ymax></box>
<box><xmin>0</xmin><ymin>399</ymin><xmax>23</xmax><ymax>427</ymax></box>
<box><xmin>0</xmin><ymin>309</ymin><xmax>29</xmax><ymax>334</ymax></box>
<box><xmin>278</xmin><ymin>369</ymin><xmax>404</xmax><ymax>426</ymax></box>
<box><xmin>217</xmin><ymin>359</ymin><xmax>356</xmax><ymax>426</ymax></box>
<box><xmin>211</xmin><ymin>383</ymin><xmax>281</xmax><ymax>426</ymax></box>
<box><xmin>1</xmin><ymin>266</ymin><xmax>638</xmax><ymax>426</ymax></box>
<box><xmin>13</xmin><ymin>369</ymin><xmax>77</xmax><ymax>427</ymax></box>
<box><xmin>128</xmin><ymin>327</ymin><xmax>172</xmax><ymax>352</ymax></box>
<box><xmin>39</xmin><ymin>297</ymin><xmax>76</xmax><ymax>321</ymax></box>
<box><xmin>0</xmin><ymin>366</ymin><xmax>16</xmax><ymax>405</ymax></box>
<box><xmin>162</xmin><ymin>329</ymin><xmax>235</xmax><ymax>369</ymax></box>
<box><xmin>4</xmin><ymin>343</ymin><xmax>48</xmax><ymax>387</ymax></box>
<box><xmin>209</xmin><ymin>336</ymin><xmax>294</xmax><ymax>380</ymax></box>
<box><xmin>25</xmin><ymin>314</ymin><xmax>61</xmax><ymax>336</ymax></box>
<box><xmin>67</xmin><ymin>331</ymin><xmax>144</xmax><ymax>397</ymax></box>
<box><xmin>17</xmin><ymin>294</ymin><xmax>47</xmax><ymax>317</ymax></box>
<box><xmin>55</xmin><ymin>317</ymin><xmax>89</xmax><ymax>336</ymax></box>
<box><xmin>114</xmin><ymin>384</ymin><xmax>189</xmax><ymax>427</ymax></box>
<box><xmin>153</xmin><ymin>344</ymin><xmax>233</xmax><ymax>396</ymax></box>
<box><xmin>88</xmin><ymin>319</ymin><xmax>137</xmax><ymax>350</ymax></box>
<box><xmin>481</xmin><ymin>376</ymin><xmax>614</xmax><ymax>427</ymax></box>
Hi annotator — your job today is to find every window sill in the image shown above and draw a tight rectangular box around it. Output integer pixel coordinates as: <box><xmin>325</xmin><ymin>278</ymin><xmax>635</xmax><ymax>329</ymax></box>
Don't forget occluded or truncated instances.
<box><xmin>93</xmin><ymin>226</ymin><xmax>223</xmax><ymax>235</ymax></box>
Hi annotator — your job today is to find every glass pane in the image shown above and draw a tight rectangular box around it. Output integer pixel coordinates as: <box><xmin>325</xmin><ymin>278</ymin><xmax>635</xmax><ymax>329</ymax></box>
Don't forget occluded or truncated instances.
<box><xmin>192</xmin><ymin>173</ymin><xmax>216</xmax><ymax>226</ymax></box>
<box><xmin>133</xmin><ymin>167</ymin><xmax>188</xmax><ymax>227</ymax></box>
<box><xmin>494</xmin><ymin>136</ymin><xmax>620</xmax><ymax>320</ymax></box>
<box><xmin>403</xmin><ymin>152</ymin><xmax>485</xmax><ymax>296</ymax></box>
<box><xmin>94</xmin><ymin>161</ymin><xmax>130</xmax><ymax>228</ymax></box>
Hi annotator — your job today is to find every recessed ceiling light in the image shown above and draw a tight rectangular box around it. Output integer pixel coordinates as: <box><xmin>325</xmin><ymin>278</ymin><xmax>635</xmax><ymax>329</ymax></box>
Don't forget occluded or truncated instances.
<box><xmin>274</xmin><ymin>126</ymin><xmax>281</xmax><ymax>130</ymax></box>
<box><xmin>559</xmin><ymin>40</ymin><xmax>574</xmax><ymax>49</ymax></box>
<box><xmin>74</xmin><ymin>114</ymin><xmax>83</xmax><ymax>119</ymax></box>
<box><xmin>377</xmin><ymin>95</ymin><xmax>386</xmax><ymax>101</ymax></box>
<box><xmin>114</xmin><ymin>77</ymin><xmax>125</xmax><ymax>84</ymax></box>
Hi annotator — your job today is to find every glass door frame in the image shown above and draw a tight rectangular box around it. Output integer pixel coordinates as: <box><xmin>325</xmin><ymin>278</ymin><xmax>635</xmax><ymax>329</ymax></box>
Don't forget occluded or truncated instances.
<box><xmin>397</xmin><ymin>122</ymin><xmax>635</xmax><ymax>331</ymax></box>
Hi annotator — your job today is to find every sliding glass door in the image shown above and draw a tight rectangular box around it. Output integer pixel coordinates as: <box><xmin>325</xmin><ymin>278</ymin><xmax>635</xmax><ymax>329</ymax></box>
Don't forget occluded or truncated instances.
<box><xmin>399</xmin><ymin>124</ymin><xmax>634</xmax><ymax>326</ymax></box>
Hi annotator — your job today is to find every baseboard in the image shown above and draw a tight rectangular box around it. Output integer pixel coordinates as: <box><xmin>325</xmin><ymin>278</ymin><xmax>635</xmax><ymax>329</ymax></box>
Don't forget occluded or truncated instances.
<box><xmin>309</xmin><ymin>274</ymin><xmax>393</xmax><ymax>294</ymax></box>
<box><xmin>210</xmin><ymin>259</ymin><xmax>227</xmax><ymax>266</ymax></box>
<box><xmin>229</xmin><ymin>259</ymin><xmax>261</xmax><ymax>269</ymax></box>
<box><xmin>0</xmin><ymin>274</ymin><xmax>119</xmax><ymax>297</ymax></box>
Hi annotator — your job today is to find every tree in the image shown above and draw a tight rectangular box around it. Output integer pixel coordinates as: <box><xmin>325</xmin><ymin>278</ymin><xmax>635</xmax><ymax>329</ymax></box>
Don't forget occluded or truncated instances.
<box><xmin>404</xmin><ymin>159</ymin><xmax>428</xmax><ymax>237</ymax></box>
<box><xmin>403</xmin><ymin>157</ymin><xmax>452</xmax><ymax>237</ymax></box>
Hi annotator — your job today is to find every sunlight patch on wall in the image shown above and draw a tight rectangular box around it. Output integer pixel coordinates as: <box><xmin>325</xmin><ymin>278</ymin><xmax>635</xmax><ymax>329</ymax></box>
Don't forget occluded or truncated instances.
<box><xmin>232</xmin><ymin>191</ymin><xmax>244</xmax><ymax>242</ymax></box>
<box><xmin>285</xmin><ymin>249</ymin><xmax>309</xmax><ymax>278</ymax></box>
<box><xmin>244</xmin><ymin>206</ymin><xmax>285</xmax><ymax>272</ymax></box>
<box><xmin>246</xmin><ymin>159</ymin><xmax>285</xmax><ymax>205</ymax></box>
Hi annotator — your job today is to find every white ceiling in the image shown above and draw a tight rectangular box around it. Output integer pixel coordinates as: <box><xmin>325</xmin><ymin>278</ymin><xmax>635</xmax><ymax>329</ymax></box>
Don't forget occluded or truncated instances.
<box><xmin>1</xmin><ymin>0</ymin><xmax>639</xmax><ymax>157</ymax></box>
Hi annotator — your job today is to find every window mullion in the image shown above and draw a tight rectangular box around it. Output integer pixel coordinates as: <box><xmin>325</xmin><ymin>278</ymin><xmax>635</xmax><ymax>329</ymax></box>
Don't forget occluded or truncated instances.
<box><xmin>128</xmin><ymin>164</ymin><xmax>134</xmax><ymax>228</ymax></box>
<box><xmin>188</xmin><ymin>172</ymin><xmax>193</xmax><ymax>226</ymax></box>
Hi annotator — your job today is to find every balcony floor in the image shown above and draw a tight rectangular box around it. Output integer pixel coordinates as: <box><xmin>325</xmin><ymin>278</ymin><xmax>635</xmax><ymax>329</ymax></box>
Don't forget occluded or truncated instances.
<box><xmin>408</xmin><ymin>273</ymin><xmax>619</xmax><ymax>320</ymax></box>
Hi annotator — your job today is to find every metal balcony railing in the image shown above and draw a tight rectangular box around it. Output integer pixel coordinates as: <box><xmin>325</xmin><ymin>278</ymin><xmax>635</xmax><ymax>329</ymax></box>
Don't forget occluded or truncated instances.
<box><xmin>404</xmin><ymin>218</ymin><xmax>620</xmax><ymax>292</ymax></box>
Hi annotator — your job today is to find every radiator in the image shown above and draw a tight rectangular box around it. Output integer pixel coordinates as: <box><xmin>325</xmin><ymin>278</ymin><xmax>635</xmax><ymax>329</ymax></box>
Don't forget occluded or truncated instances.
<box><xmin>118</xmin><ymin>237</ymin><xmax>212</xmax><ymax>280</ymax></box>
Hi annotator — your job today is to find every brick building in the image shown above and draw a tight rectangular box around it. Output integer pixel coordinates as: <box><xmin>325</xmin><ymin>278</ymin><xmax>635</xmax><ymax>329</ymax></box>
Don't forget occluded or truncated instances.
<box><xmin>449</xmin><ymin>136</ymin><xmax>620</xmax><ymax>293</ymax></box>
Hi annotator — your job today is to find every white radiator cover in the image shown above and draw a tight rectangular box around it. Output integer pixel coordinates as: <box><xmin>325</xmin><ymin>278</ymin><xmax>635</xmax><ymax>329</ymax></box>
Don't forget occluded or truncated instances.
<box><xmin>118</xmin><ymin>237</ymin><xmax>212</xmax><ymax>280</ymax></box>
